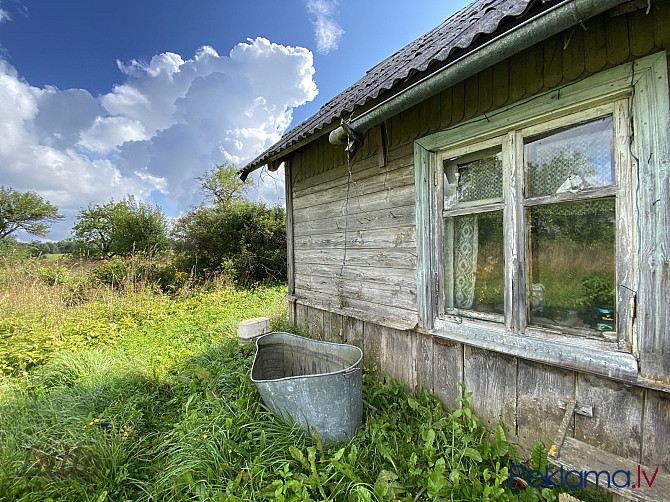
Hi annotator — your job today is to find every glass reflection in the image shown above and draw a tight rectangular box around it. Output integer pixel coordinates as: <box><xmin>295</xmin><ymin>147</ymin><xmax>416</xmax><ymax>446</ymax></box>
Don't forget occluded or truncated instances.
<box><xmin>525</xmin><ymin>116</ymin><xmax>614</xmax><ymax>197</ymax></box>
<box><xmin>528</xmin><ymin>199</ymin><xmax>616</xmax><ymax>333</ymax></box>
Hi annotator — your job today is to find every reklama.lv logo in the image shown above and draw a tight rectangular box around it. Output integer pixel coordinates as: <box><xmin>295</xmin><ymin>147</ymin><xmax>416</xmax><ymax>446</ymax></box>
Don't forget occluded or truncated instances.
<box><xmin>510</xmin><ymin>464</ymin><xmax>659</xmax><ymax>490</ymax></box>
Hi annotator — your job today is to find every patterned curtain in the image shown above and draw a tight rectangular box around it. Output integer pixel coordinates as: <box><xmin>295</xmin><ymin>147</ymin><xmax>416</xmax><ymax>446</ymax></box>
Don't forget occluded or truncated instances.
<box><xmin>453</xmin><ymin>215</ymin><xmax>479</xmax><ymax>309</ymax></box>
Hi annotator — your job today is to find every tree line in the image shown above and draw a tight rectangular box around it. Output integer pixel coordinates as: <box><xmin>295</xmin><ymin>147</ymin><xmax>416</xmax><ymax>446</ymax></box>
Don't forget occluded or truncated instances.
<box><xmin>0</xmin><ymin>163</ymin><xmax>286</xmax><ymax>286</ymax></box>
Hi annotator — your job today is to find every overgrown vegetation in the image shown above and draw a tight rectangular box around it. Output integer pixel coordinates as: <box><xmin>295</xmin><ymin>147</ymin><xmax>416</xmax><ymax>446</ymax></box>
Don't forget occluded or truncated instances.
<box><xmin>0</xmin><ymin>259</ymin><xmax>612</xmax><ymax>501</ymax></box>
<box><xmin>0</xmin><ymin>256</ymin><xmax>241</xmax><ymax>376</ymax></box>
<box><xmin>1</xmin><ymin>161</ymin><xmax>287</xmax><ymax>287</ymax></box>
<box><xmin>173</xmin><ymin>201</ymin><xmax>286</xmax><ymax>286</ymax></box>
<box><xmin>2</xmin><ymin>342</ymin><xmax>522</xmax><ymax>501</ymax></box>
<box><xmin>171</xmin><ymin>162</ymin><xmax>286</xmax><ymax>286</ymax></box>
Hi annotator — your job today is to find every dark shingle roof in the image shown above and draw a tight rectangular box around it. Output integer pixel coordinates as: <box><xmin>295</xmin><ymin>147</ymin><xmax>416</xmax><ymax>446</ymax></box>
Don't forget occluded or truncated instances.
<box><xmin>243</xmin><ymin>0</ymin><xmax>536</xmax><ymax>173</ymax></box>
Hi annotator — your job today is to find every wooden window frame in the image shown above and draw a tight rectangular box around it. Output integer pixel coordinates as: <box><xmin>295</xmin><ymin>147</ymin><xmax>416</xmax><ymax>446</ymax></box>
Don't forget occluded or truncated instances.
<box><xmin>414</xmin><ymin>53</ymin><xmax>670</xmax><ymax>382</ymax></box>
<box><xmin>440</xmin><ymin>138</ymin><xmax>505</xmax><ymax>324</ymax></box>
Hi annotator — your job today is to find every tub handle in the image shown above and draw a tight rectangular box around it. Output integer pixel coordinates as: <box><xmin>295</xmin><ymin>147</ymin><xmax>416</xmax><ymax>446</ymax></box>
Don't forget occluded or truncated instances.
<box><xmin>343</xmin><ymin>367</ymin><xmax>361</xmax><ymax>376</ymax></box>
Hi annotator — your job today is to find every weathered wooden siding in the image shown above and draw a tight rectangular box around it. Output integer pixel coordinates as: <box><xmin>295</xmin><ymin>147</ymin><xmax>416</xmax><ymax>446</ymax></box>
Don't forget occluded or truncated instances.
<box><xmin>286</xmin><ymin>2</ymin><xmax>670</xmax><ymax>486</ymax></box>
<box><xmin>298</xmin><ymin>302</ymin><xmax>670</xmax><ymax>477</ymax></box>
<box><xmin>291</xmin><ymin>134</ymin><xmax>419</xmax><ymax>327</ymax></box>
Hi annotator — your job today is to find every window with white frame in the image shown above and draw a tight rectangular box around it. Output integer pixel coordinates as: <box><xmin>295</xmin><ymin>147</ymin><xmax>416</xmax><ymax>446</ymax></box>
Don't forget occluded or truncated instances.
<box><xmin>437</xmin><ymin>100</ymin><xmax>630</xmax><ymax>344</ymax></box>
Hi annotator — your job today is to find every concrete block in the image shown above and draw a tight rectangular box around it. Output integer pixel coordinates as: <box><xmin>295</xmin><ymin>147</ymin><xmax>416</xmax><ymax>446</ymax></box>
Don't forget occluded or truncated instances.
<box><xmin>237</xmin><ymin>317</ymin><xmax>271</xmax><ymax>345</ymax></box>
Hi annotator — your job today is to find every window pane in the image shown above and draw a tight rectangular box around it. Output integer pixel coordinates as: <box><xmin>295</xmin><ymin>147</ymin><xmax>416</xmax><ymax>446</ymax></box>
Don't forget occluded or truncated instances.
<box><xmin>447</xmin><ymin>211</ymin><xmax>504</xmax><ymax>315</ymax></box>
<box><xmin>528</xmin><ymin>199</ymin><xmax>616</xmax><ymax>333</ymax></box>
<box><xmin>525</xmin><ymin>116</ymin><xmax>614</xmax><ymax>197</ymax></box>
<box><xmin>444</xmin><ymin>150</ymin><xmax>502</xmax><ymax>207</ymax></box>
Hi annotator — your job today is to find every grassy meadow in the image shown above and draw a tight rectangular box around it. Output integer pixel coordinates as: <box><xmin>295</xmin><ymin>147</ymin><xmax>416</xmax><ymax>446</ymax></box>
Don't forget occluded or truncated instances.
<box><xmin>0</xmin><ymin>257</ymin><xmax>611</xmax><ymax>501</ymax></box>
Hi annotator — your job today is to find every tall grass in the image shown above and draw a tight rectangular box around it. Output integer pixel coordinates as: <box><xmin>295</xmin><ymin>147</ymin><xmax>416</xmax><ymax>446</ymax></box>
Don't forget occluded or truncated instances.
<box><xmin>0</xmin><ymin>258</ymin><xmax>610</xmax><ymax>501</ymax></box>
<box><xmin>0</xmin><ymin>256</ymin><xmax>263</xmax><ymax>376</ymax></box>
<box><xmin>1</xmin><ymin>343</ymin><xmax>522</xmax><ymax>501</ymax></box>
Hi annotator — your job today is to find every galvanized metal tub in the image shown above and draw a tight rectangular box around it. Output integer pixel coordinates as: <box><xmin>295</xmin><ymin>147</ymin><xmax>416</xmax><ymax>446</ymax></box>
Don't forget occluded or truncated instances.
<box><xmin>250</xmin><ymin>332</ymin><xmax>363</xmax><ymax>443</ymax></box>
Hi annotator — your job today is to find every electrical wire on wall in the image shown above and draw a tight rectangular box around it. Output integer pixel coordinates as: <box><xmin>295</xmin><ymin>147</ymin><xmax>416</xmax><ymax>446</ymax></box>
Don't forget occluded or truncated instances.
<box><xmin>338</xmin><ymin>118</ymin><xmax>364</xmax><ymax>277</ymax></box>
<box><xmin>339</xmin><ymin>134</ymin><xmax>353</xmax><ymax>277</ymax></box>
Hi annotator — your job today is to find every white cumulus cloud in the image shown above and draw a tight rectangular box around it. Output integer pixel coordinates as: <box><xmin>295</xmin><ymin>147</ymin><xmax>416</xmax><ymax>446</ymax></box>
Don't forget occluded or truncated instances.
<box><xmin>306</xmin><ymin>0</ymin><xmax>344</xmax><ymax>54</ymax></box>
<box><xmin>0</xmin><ymin>60</ymin><xmax>152</xmax><ymax>237</ymax></box>
<box><xmin>78</xmin><ymin>116</ymin><xmax>148</xmax><ymax>153</ymax></box>
<box><xmin>0</xmin><ymin>37</ymin><xmax>318</xmax><ymax>239</ymax></box>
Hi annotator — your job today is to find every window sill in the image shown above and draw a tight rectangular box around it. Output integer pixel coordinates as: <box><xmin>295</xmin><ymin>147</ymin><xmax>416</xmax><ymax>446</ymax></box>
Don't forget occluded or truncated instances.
<box><xmin>431</xmin><ymin>318</ymin><xmax>638</xmax><ymax>381</ymax></box>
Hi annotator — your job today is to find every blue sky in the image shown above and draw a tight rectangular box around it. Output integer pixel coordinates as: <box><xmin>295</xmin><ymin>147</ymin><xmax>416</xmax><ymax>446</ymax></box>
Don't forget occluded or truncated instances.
<box><xmin>0</xmin><ymin>0</ymin><xmax>470</xmax><ymax>240</ymax></box>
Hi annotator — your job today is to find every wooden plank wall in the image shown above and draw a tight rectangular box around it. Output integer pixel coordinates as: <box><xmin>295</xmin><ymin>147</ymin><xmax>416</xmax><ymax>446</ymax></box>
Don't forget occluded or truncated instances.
<box><xmin>288</xmin><ymin>4</ymin><xmax>670</xmax><ymax>477</ymax></box>
<box><xmin>300</xmin><ymin>301</ymin><xmax>670</xmax><ymax>474</ymax></box>
<box><xmin>292</xmin><ymin>131</ymin><xmax>419</xmax><ymax>326</ymax></box>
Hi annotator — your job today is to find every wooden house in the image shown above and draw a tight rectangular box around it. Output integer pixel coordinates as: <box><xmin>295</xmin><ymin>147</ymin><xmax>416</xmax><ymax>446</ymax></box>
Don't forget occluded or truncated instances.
<box><xmin>242</xmin><ymin>0</ymin><xmax>670</xmax><ymax>498</ymax></box>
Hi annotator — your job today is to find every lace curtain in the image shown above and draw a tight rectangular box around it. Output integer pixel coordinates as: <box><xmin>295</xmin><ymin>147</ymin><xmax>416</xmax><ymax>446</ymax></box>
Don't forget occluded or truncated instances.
<box><xmin>453</xmin><ymin>215</ymin><xmax>478</xmax><ymax>309</ymax></box>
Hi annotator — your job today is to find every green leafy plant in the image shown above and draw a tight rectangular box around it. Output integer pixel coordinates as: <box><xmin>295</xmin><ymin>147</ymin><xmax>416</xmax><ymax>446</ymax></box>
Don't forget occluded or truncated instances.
<box><xmin>173</xmin><ymin>201</ymin><xmax>287</xmax><ymax>286</ymax></box>
<box><xmin>73</xmin><ymin>196</ymin><xmax>169</xmax><ymax>258</ymax></box>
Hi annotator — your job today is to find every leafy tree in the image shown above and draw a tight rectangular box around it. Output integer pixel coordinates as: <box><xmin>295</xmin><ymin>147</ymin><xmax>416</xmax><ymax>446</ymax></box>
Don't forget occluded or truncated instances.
<box><xmin>110</xmin><ymin>196</ymin><xmax>169</xmax><ymax>256</ymax></box>
<box><xmin>0</xmin><ymin>186</ymin><xmax>63</xmax><ymax>239</ymax></box>
<box><xmin>197</xmin><ymin>162</ymin><xmax>254</xmax><ymax>208</ymax></box>
<box><xmin>72</xmin><ymin>201</ymin><xmax>116</xmax><ymax>257</ymax></box>
<box><xmin>73</xmin><ymin>196</ymin><xmax>169</xmax><ymax>257</ymax></box>
<box><xmin>173</xmin><ymin>163</ymin><xmax>284</xmax><ymax>285</ymax></box>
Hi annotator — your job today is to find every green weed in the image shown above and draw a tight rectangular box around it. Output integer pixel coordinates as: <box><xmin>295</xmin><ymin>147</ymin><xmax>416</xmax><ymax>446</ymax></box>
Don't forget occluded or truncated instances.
<box><xmin>1</xmin><ymin>342</ymin><xmax>608</xmax><ymax>501</ymax></box>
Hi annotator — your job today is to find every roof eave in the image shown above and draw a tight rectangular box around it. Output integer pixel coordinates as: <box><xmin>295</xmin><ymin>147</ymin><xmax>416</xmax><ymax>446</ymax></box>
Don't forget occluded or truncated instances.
<box><xmin>239</xmin><ymin>120</ymin><xmax>339</xmax><ymax>181</ymax></box>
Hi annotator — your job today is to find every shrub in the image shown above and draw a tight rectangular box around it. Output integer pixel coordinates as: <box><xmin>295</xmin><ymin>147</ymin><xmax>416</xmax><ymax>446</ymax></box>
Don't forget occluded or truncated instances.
<box><xmin>31</xmin><ymin>263</ymin><xmax>71</xmax><ymax>286</ymax></box>
<box><xmin>174</xmin><ymin>201</ymin><xmax>286</xmax><ymax>286</ymax></box>
<box><xmin>91</xmin><ymin>259</ymin><xmax>143</xmax><ymax>289</ymax></box>
<box><xmin>90</xmin><ymin>257</ymin><xmax>195</xmax><ymax>294</ymax></box>
<box><xmin>0</xmin><ymin>237</ymin><xmax>31</xmax><ymax>259</ymax></box>
<box><xmin>153</xmin><ymin>262</ymin><xmax>192</xmax><ymax>292</ymax></box>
